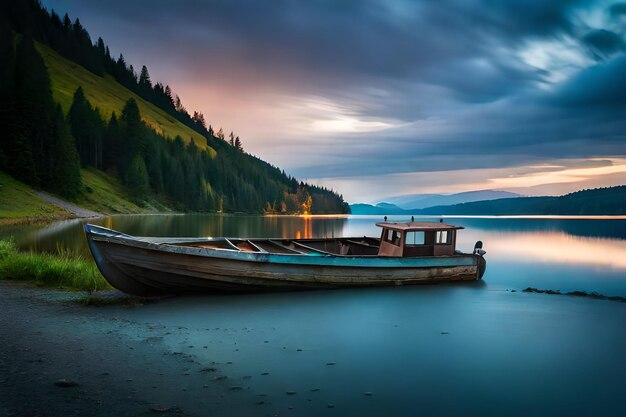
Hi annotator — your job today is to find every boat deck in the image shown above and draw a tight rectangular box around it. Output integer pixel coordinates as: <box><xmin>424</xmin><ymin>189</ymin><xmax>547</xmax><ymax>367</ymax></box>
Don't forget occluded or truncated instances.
<box><xmin>168</xmin><ymin>237</ymin><xmax>382</xmax><ymax>256</ymax></box>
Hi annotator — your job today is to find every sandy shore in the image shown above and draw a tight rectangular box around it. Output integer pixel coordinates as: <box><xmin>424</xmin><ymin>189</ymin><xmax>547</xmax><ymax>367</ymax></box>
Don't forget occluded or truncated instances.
<box><xmin>2</xmin><ymin>280</ymin><xmax>626</xmax><ymax>417</ymax></box>
<box><xmin>0</xmin><ymin>282</ymin><xmax>264</xmax><ymax>417</ymax></box>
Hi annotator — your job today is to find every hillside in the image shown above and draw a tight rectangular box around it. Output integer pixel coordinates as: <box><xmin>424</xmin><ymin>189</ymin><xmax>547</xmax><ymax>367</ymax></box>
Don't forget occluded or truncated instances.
<box><xmin>36</xmin><ymin>42</ymin><xmax>214</xmax><ymax>155</ymax></box>
<box><xmin>416</xmin><ymin>186</ymin><xmax>626</xmax><ymax>215</ymax></box>
<box><xmin>0</xmin><ymin>171</ymin><xmax>70</xmax><ymax>223</ymax></box>
<box><xmin>0</xmin><ymin>0</ymin><xmax>349</xmax><ymax>215</ymax></box>
<box><xmin>383</xmin><ymin>190</ymin><xmax>522</xmax><ymax>210</ymax></box>
<box><xmin>77</xmin><ymin>168</ymin><xmax>170</xmax><ymax>214</ymax></box>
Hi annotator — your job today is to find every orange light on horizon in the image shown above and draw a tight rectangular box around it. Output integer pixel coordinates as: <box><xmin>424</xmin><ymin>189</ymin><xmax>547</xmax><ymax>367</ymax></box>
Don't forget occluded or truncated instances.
<box><xmin>487</xmin><ymin>231</ymin><xmax>626</xmax><ymax>270</ymax></box>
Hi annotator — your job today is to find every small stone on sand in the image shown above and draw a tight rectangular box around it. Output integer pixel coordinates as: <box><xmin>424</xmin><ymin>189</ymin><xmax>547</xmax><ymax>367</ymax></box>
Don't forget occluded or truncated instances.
<box><xmin>150</xmin><ymin>405</ymin><xmax>179</xmax><ymax>413</ymax></box>
<box><xmin>54</xmin><ymin>379</ymin><xmax>78</xmax><ymax>388</ymax></box>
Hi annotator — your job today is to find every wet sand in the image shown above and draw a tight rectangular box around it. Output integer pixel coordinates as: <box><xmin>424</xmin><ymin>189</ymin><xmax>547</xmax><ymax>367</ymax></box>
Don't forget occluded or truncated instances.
<box><xmin>2</xmin><ymin>280</ymin><xmax>626</xmax><ymax>417</ymax></box>
<box><xmin>0</xmin><ymin>282</ymin><xmax>263</xmax><ymax>417</ymax></box>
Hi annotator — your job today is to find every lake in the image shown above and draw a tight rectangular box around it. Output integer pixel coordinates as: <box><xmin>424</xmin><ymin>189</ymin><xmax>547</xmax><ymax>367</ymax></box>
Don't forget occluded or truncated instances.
<box><xmin>2</xmin><ymin>214</ymin><xmax>626</xmax><ymax>416</ymax></box>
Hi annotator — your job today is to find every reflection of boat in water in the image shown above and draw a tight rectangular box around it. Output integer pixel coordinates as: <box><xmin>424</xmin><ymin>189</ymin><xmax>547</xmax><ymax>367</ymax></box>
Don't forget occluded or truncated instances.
<box><xmin>84</xmin><ymin>221</ymin><xmax>487</xmax><ymax>296</ymax></box>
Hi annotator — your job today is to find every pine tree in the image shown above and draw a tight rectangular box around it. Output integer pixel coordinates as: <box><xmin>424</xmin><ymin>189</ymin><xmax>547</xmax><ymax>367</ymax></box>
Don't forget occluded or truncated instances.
<box><xmin>234</xmin><ymin>136</ymin><xmax>243</xmax><ymax>151</ymax></box>
<box><xmin>68</xmin><ymin>86</ymin><xmax>103</xmax><ymax>168</ymax></box>
<box><xmin>102</xmin><ymin>112</ymin><xmax>122</xmax><ymax>172</ymax></box>
<box><xmin>126</xmin><ymin>154</ymin><xmax>149</xmax><ymax>200</ymax></box>
<box><xmin>120</xmin><ymin>98</ymin><xmax>147</xmax><ymax>172</ymax></box>
<box><xmin>138</xmin><ymin>65</ymin><xmax>151</xmax><ymax>94</ymax></box>
<box><xmin>12</xmin><ymin>35</ymin><xmax>55</xmax><ymax>186</ymax></box>
<box><xmin>51</xmin><ymin>104</ymin><xmax>82</xmax><ymax>198</ymax></box>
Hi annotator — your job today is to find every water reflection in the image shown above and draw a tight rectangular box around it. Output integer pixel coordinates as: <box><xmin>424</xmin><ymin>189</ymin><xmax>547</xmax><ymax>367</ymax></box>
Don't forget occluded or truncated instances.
<box><xmin>0</xmin><ymin>214</ymin><xmax>349</xmax><ymax>257</ymax></box>
<box><xmin>489</xmin><ymin>231</ymin><xmax>626</xmax><ymax>270</ymax></box>
<box><xmin>1</xmin><ymin>214</ymin><xmax>626</xmax><ymax>294</ymax></box>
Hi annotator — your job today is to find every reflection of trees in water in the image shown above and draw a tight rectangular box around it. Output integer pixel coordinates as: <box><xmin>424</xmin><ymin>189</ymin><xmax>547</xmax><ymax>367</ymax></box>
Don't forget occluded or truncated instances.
<box><xmin>450</xmin><ymin>218</ymin><xmax>626</xmax><ymax>240</ymax></box>
<box><xmin>8</xmin><ymin>215</ymin><xmax>623</xmax><ymax>259</ymax></box>
<box><xmin>1</xmin><ymin>214</ymin><xmax>349</xmax><ymax>256</ymax></box>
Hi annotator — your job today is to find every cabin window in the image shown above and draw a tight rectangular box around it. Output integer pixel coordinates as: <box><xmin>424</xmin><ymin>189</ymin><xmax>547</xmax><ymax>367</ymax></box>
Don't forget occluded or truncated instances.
<box><xmin>384</xmin><ymin>229</ymin><xmax>402</xmax><ymax>246</ymax></box>
<box><xmin>435</xmin><ymin>231</ymin><xmax>451</xmax><ymax>244</ymax></box>
<box><xmin>405</xmin><ymin>231</ymin><xmax>425</xmax><ymax>246</ymax></box>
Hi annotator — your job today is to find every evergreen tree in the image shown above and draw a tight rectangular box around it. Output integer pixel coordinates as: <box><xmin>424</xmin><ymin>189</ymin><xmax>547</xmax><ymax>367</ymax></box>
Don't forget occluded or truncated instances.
<box><xmin>120</xmin><ymin>98</ymin><xmax>147</xmax><ymax>172</ymax></box>
<box><xmin>68</xmin><ymin>86</ymin><xmax>103</xmax><ymax>168</ymax></box>
<box><xmin>50</xmin><ymin>104</ymin><xmax>82</xmax><ymax>198</ymax></box>
<box><xmin>102</xmin><ymin>112</ymin><xmax>123</xmax><ymax>173</ymax></box>
<box><xmin>234</xmin><ymin>136</ymin><xmax>243</xmax><ymax>151</ymax></box>
<box><xmin>138</xmin><ymin>65</ymin><xmax>151</xmax><ymax>95</ymax></box>
<box><xmin>12</xmin><ymin>35</ymin><xmax>55</xmax><ymax>186</ymax></box>
<box><xmin>126</xmin><ymin>154</ymin><xmax>149</xmax><ymax>200</ymax></box>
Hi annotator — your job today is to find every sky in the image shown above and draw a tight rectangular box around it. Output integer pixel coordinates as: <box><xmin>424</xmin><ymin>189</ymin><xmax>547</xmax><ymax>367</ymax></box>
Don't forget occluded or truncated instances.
<box><xmin>41</xmin><ymin>0</ymin><xmax>626</xmax><ymax>203</ymax></box>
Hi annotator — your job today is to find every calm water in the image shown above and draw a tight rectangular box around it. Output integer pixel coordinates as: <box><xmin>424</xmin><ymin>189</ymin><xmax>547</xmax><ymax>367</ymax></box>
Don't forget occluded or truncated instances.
<box><xmin>2</xmin><ymin>214</ymin><xmax>626</xmax><ymax>295</ymax></box>
<box><xmin>3</xmin><ymin>215</ymin><xmax>626</xmax><ymax>416</ymax></box>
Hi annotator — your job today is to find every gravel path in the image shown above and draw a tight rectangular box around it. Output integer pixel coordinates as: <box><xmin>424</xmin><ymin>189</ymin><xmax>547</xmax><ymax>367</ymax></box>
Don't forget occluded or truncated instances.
<box><xmin>35</xmin><ymin>191</ymin><xmax>102</xmax><ymax>218</ymax></box>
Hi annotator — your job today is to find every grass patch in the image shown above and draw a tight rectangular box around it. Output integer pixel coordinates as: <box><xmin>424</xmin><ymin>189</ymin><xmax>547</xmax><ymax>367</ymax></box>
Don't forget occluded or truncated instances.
<box><xmin>0</xmin><ymin>239</ymin><xmax>109</xmax><ymax>291</ymax></box>
<box><xmin>78</xmin><ymin>168</ymin><xmax>151</xmax><ymax>214</ymax></box>
<box><xmin>0</xmin><ymin>171</ymin><xmax>70</xmax><ymax>221</ymax></box>
<box><xmin>78</xmin><ymin>168</ymin><xmax>173</xmax><ymax>214</ymax></box>
<box><xmin>36</xmin><ymin>42</ymin><xmax>216</xmax><ymax>157</ymax></box>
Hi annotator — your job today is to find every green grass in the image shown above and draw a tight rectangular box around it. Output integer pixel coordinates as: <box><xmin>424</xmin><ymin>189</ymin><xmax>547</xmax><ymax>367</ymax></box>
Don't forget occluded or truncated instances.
<box><xmin>0</xmin><ymin>171</ymin><xmax>70</xmax><ymax>222</ymax></box>
<box><xmin>0</xmin><ymin>168</ymin><xmax>173</xmax><ymax>222</ymax></box>
<box><xmin>36</xmin><ymin>42</ymin><xmax>216</xmax><ymax>157</ymax></box>
<box><xmin>78</xmin><ymin>168</ymin><xmax>159</xmax><ymax>214</ymax></box>
<box><xmin>0</xmin><ymin>239</ymin><xmax>109</xmax><ymax>291</ymax></box>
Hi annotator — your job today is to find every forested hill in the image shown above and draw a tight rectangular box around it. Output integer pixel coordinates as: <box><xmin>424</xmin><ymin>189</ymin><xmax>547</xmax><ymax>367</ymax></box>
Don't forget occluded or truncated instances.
<box><xmin>416</xmin><ymin>186</ymin><xmax>626</xmax><ymax>215</ymax></box>
<box><xmin>0</xmin><ymin>0</ymin><xmax>349</xmax><ymax>214</ymax></box>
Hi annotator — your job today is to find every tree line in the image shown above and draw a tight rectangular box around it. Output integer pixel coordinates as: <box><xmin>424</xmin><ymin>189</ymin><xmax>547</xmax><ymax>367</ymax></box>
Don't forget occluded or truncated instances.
<box><xmin>3</xmin><ymin>0</ymin><xmax>240</xmax><ymax>145</ymax></box>
<box><xmin>0</xmin><ymin>2</ymin><xmax>350</xmax><ymax>214</ymax></box>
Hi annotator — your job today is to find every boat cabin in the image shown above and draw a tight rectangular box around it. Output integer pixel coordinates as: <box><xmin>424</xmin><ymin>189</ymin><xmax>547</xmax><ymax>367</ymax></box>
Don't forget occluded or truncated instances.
<box><xmin>376</xmin><ymin>222</ymin><xmax>463</xmax><ymax>257</ymax></box>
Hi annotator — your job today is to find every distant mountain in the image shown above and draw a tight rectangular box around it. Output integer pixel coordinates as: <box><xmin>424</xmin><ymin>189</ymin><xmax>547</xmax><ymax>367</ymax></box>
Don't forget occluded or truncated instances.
<box><xmin>350</xmin><ymin>202</ymin><xmax>404</xmax><ymax>215</ymax></box>
<box><xmin>384</xmin><ymin>190</ymin><xmax>523</xmax><ymax>210</ymax></box>
<box><xmin>350</xmin><ymin>186</ymin><xmax>626</xmax><ymax>215</ymax></box>
<box><xmin>417</xmin><ymin>186</ymin><xmax>626</xmax><ymax>215</ymax></box>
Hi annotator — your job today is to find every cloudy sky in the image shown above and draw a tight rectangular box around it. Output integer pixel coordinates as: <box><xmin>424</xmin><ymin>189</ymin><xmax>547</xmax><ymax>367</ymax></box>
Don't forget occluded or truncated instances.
<box><xmin>42</xmin><ymin>0</ymin><xmax>626</xmax><ymax>202</ymax></box>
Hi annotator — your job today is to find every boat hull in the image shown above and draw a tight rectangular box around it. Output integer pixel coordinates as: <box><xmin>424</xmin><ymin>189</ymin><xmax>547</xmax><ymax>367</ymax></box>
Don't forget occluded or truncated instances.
<box><xmin>85</xmin><ymin>224</ymin><xmax>485</xmax><ymax>296</ymax></box>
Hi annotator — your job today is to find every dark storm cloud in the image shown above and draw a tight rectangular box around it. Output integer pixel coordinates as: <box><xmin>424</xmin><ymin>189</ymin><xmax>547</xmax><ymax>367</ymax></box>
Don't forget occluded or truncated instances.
<box><xmin>582</xmin><ymin>29</ymin><xmax>625</xmax><ymax>59</ymax></box>
<box><xmin>41</xmin><ymin>0</ymin><xmax>626</xmax><ymax>183</ymax></box>
<box><xmin>555</xmin><ymin>54</ymin><xmax>626</xmax><ymax>107</ymax></box>
<box><xmin>43</xmin><ymin>0</ymin><xmax>584</xmax><ymax>99</ymax></box>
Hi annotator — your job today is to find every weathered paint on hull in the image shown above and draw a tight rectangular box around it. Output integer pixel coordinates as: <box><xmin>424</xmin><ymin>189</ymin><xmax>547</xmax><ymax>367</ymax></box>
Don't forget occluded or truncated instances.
<box><xmin>85</xmin><ymin>224</ymin><xmax>483</xmax><ymax>296</ymax></box>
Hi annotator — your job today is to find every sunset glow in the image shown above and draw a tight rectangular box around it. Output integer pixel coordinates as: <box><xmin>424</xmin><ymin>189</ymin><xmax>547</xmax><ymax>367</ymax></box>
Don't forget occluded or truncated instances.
<box><xmin>40</xmin><ymin>0</ymin><xmax>626</xmax><ymax>201</ymax></box>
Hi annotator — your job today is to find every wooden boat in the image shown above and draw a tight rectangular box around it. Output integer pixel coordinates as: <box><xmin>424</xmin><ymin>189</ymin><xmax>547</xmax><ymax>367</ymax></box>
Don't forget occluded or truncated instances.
<box><xmin>84</xmin><ymin>221</ymin><xmax>487</xmax><ymax>296</ymax></box>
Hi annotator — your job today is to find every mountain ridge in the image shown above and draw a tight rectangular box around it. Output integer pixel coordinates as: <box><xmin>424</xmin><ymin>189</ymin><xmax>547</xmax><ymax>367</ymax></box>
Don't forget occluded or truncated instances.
<box><xmin>350</xmin><ymin>186</ymin><xmax>626</xmax><ymax>215</ymax></box>
<box><xmin>382</xmin><ymin>190</ymin><xmax>523</xmax><ymax>210</ymax></box>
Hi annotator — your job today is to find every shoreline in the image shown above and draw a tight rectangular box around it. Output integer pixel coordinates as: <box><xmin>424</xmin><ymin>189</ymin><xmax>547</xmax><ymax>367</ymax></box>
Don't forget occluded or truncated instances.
<box><xmin>3</xmin><ymin>280</ymin><xmax>626</xmax><ymax>417</ymax></box>
<box><xmin>0</xmin><ymin>281</ymin><xmax>263</xmax><ymax>417</ymax></box>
